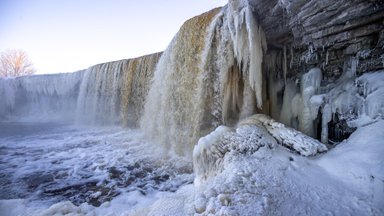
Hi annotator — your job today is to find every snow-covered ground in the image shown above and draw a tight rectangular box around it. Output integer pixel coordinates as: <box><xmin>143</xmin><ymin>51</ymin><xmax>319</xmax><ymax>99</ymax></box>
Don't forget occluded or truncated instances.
<box><xmin>191</xmin><ymin>118</ymin><xmax>384</xmax><ymax>215</ymax></box>
<box><xmin>1</xmin><ymin>118</ymin><xmax>382</xmax><ymax>216</ymax></box>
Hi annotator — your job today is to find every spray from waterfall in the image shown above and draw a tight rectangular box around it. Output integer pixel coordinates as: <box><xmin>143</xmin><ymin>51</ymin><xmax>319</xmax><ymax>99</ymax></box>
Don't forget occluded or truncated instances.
<box><xmin>0</xmin><ymin>72</ymin><xmax>84</xmax><ymax>122</ymax></box>
<box><xmin>141</xmin><ymin>1</ymin><xmax>267</xmax><ymax>157</ymax></box>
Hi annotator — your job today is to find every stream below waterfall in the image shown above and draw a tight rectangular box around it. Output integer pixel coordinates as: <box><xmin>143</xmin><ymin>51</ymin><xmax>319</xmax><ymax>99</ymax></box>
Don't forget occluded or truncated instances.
<box><xmin>0</xmin><ymin>122</ymin><xmax>193</xmax><ymax>212</ymax></box>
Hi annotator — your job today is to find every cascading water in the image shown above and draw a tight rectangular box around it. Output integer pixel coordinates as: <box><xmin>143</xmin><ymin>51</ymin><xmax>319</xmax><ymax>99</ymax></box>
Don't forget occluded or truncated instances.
<box><xmin>0</xmin><ymin>53</ymin><xmax>161</xmax><ymax>125</ymax></box>
<box><xmin>1</xmin><ymin>0</ymin><xmax>384</xmax><ymax>214</ymax></box>
<box><xmin>75</xmin><ymin>53</ymin><xmax>161</xmax><ymax>126</ymax></box>
<box><xmin>141</xmin><ymin>1</ymin><xmax>267</xmax><ymax>157</ymax></box>
<box><xmin>0</xmin><ymin>72</ymin><xmax>84</xmax><ymax>122</ymax></box>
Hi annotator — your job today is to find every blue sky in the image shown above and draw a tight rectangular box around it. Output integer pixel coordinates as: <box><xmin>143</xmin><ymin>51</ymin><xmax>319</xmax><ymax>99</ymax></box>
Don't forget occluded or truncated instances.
<box><xmin>0</xmin><ymin>0</ymin><xmax>227</xmax><ymax>74</ymax></box>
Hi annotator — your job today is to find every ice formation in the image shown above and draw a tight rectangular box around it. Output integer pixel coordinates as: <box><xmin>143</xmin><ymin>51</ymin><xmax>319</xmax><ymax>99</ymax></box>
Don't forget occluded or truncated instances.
<box><xmin>193</xmin><ymin>114</ymin><xmax>327</xmax><ymax>187</ymax></box>
<box><xmin>275</xmin><ymin>64</ymin><xmax>384</xmax><ymax>144</ymax></box>
<box><xmin>1</xmin><ymin>0</ymin><xmax>383</xmax><ymax>215</ymax></box>
<box><xmin>191</xmin><ymin>124</ymin><xmax>384</xmax><ymax>215</ymax></box>
<box><xmin>141</xmin><ymin>1</ymin><xmax>267</xmax><ymax>156</ymax></box>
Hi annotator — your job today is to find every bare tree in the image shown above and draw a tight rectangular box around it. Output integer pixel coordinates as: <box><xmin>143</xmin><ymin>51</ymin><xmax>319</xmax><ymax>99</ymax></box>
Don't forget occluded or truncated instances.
<box><xmin>0</xmin><ymin>49</ymin><xmax>36</xmax><ymax>77</ymax></box>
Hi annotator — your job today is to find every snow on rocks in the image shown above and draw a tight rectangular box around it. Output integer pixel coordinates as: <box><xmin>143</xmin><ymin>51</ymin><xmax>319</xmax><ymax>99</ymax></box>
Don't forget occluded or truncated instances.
<box><xmin>192</xmin><ymin>119</ymin><xmax>384</xmax><ymax>216</ymax></box>
<box><xmin>193</xmin><ymin>114</ymin><xmax>327</xmax><ymax>188</ymax></box>
<box><xmin>193</xmin><ymin>126</ymin><xmax>232</xmax><ymax>187</ymax></box>
<box><xmin>239</xmin><ymin>114</ymin><xmax>328</xmax><ymax>156</ymax></box>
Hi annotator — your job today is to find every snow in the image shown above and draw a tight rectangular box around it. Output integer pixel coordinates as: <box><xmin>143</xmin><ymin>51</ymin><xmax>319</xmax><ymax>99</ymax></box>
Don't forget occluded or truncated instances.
<box><xmin>317</xmin><ymin>121</ymin><xmax>384</xmax><ymax>193</ymax></box>
<box><xmin>193</xmin><ymin>126</ymin><xmax>232</xmax><ymax>187</ymax></box>
<box><xmin>193</xmin><ymin>114</ymin><xmax>327</xmax><ymax>191</ymax></box>
<box><xmin>191</xmin><ymin>117</ymin><xmax>384</xmax><ymax>215</ymax></box>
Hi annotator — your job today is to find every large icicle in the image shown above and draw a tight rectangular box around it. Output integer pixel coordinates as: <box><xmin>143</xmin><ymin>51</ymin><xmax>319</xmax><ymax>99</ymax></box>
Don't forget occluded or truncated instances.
<box><xmin>226</xmin><ymin>0</ymin><xmax>267</xmax><ymax>109</ymax></box>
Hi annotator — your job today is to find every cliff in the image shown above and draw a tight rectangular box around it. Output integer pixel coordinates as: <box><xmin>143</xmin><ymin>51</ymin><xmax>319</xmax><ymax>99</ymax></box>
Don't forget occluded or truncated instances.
<box><xmin>252</xmin><ymin>0</ymin><xmax>384</xmax><ymax>77</ymax></box>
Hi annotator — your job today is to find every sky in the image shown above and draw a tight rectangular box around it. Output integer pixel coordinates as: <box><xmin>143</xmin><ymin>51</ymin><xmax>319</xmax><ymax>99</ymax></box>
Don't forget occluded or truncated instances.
<box><xmin>0</xmin><ymin>0</ymin><xmax>227</xmax><ymax>74</ymax></box>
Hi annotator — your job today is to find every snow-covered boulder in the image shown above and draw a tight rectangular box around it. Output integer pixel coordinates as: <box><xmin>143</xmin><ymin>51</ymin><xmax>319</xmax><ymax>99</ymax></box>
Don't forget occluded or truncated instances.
<box><xmin>239</xmin><ymin>114</ymin><xmax>328</xmax><ymax>156</ymax></box>
<box><xmin>192</xmin><ymin>118</ymin><xmax>384</xmax><ymax>216</ymax></box>
<box><xmin>193</xmin><ymin>114</ymin><xmax>328</xmax><ymax>187</ymax></box>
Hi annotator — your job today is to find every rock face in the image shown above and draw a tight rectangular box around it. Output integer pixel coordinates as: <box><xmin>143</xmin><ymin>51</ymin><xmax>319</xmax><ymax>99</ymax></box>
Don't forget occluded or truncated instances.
<box><xmin>251</xmin><ymin>0</ymin><xmax>384</xmax><ymax>78</ymax></box>
<box><xmin>245</xmin><ymin>0</ymin><xmax>384</xmax><ymax>143</ymax></box>
<box><xmin>140</xmin><ymin>0</ymin><xmax>384</xmax><ymax>155</ymax></box>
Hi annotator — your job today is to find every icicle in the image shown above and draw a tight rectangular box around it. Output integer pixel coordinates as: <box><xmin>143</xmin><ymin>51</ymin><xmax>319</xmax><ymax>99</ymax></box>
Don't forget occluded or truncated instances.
<box><xmin>351</xmin><ymin>57</ymin><xmax>358</xmax><ymax>77</ymax></box>
<box><xmin>321</xmin><ymin>104</ymin><xmax>332</xmax><ymax>143</ymax></box>
<box><xmin>227</xmin><ymin>0</ymin><xmax>267</xmax><ymax>109</ymax></box>
<box><xmin>283</xmin><ymin>45</ymin><xmax>287</xmax><ymax>84</ymax></box>
<box><xmin>298</xmin><ymin>68</ymin><xmax>323</xmax><ymax>137</ymax></box>
<box><xmin>279</xmin><ymin>80</ymin><xmax>299</xmax><ymax>126</ymax></box>
<box><xmin>142</xmin><ymin>2</ymin><xmax>268</xmax><ymax>157</ymax></box>
<box><xmin>290</xmin><ymin>45</ymin><xmax>294</xmax><ymax>69</ymax></box>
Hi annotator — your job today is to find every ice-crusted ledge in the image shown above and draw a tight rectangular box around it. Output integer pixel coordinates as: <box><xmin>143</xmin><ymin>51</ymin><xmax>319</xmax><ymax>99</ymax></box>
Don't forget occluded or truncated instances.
<box><xmin>193</xmin><ymin>114</ymin><xmax>327</xmax><ymax>186</ymax></box>
<box><xmin>240</xmin><ymin>114</ymin><xmax>328</xmax><ymax>156</ymax></box>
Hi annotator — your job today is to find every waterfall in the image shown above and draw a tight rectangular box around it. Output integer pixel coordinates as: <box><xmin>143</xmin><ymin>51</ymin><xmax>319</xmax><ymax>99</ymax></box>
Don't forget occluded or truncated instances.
<box><xmin>0</xmin><ymin>72</ymin><xmax>84</xmax><ymax>122</ymax></box>
<box><xmin>141</xmin><ymin>1</ymin><xmax>267</xmax><ymax>157</ymax></box>
<box><xmin>75</xmin><ymin>53</ymin><xmax>161</xmax><ymax>126</ymax></box>
<box><xmin>0</xmin><ymin>53</ymin><xmax>161</xmax><ymax>125</ymax></box>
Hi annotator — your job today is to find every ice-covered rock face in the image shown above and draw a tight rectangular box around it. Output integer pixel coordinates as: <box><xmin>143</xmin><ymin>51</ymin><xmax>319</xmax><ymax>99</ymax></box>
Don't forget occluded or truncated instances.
<box><xmin>276</xmin><ymin>66</ymin><xmax>384</xmax><ymax>144</ymax></box>
<box><xmin>193</xmin><ymin>114</ymin><xmax>327</xmax><ymax>187</ymax></box>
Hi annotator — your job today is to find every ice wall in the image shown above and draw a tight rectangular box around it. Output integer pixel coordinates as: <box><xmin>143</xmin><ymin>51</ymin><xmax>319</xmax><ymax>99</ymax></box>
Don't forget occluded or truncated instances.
<box><xmin>141</xmin><ymin>1</ymin><xmax>267</xmax><ymax>157</ymax></box>
<box><xmin>0</xmin><ymin>72</ymin><xmax>84</xmax><ymax>122</ymax></box>
<box><xmin>76</xmin><ymin>53</ymin><xmax>161</xmax><ymax>126</ymax></box>
<box><xmin>276</xmin><ymin>67</ymin><xmax>384</xmax><ymax>144</ymax></box>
